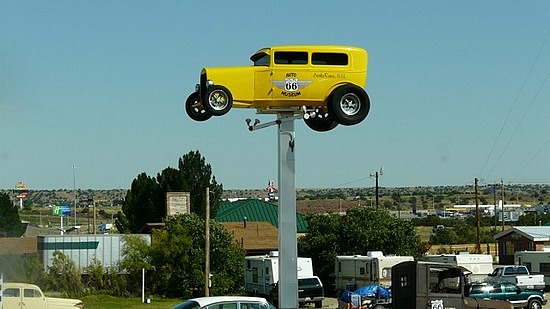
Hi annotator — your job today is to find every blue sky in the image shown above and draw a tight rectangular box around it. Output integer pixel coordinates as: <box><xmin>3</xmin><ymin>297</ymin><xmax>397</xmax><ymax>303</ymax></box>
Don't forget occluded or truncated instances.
<box><xmin>1</xmin><ymin>1</ymin><xmax>549</xmax><ymax>190</ymax></box>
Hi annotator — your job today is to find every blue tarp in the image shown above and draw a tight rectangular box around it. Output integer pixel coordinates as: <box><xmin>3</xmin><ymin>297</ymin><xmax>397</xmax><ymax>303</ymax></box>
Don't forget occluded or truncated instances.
<box><xmin>340</xmin><ymin>284</ymin><xmax>392</xmax><ymax>303</ymax></box>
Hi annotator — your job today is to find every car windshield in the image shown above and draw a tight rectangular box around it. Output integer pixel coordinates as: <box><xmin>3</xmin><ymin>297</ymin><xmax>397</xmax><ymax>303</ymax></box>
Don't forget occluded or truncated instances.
<box><xmin>173</xmin><ymin>300</ymin><xmax>200</xmax><ymax>309</ymax></box>
<box><xmin>251</xmin><ymin>52</ymin><xmax>270</xmax><ymax>66</ymax></box>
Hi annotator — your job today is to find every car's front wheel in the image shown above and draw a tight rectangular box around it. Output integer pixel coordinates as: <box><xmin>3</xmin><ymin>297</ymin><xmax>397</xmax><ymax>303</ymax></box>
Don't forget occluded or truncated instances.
<box><xmin>528</xmin><ymin>299</ymin><xmax>542</xmax><ymax>309</ymax></box>
<box><xmin>329</xmin><ymin>85</ymin><xmax>370</xmax><ymax>126</ymax></box>
<box><xmin>204</xmin><ymin>85</ymin><xmax>233</xmax><ymax>116</ymax></box>
<box><xmin>304</xmin><ymin>111</ymin><xmax>338</xmax><ymax>132</ymax></box>
<box><xmin>185</xmin><ymin>92</ymin><xmax>212</xmax><ymax>121</ymax></box>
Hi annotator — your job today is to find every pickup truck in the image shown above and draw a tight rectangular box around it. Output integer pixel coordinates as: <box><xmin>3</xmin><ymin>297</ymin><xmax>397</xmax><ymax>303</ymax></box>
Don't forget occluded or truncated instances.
<box><xmin>270</xmin><ymin>276</ymin><xmax>324</xmax><ymax>308</ymax></box>
<box><xmin>392</xmin><ymin>261</ymin><xmax>513</xmax><ymax>309</ymax></box>
<box><xmin>1</xmin><ymin>282</ymin><xmax>84</xmax><ymax>308</ymax></box>
<box><xmin>465</xmin><ymin>281</ymin><xmax>546</xmax><ymax>309</ymax></box>
<box><xmin>486</xmin><ymin>266</ymin><xmax>546</xmax><ymax>291</ymax></box>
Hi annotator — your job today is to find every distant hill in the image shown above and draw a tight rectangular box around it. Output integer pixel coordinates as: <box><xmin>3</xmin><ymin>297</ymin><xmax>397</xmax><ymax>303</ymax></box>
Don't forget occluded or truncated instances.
<box><xmin>2</xmin><ymin>184</ymin><xmax>548</xmax><ymax>212</ymax></box>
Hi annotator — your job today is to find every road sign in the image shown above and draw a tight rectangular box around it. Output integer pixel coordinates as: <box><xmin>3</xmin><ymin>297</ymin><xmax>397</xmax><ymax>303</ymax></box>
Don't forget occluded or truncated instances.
<box><xmin>52</xmin><ymin>205</ymin><xmax>71</xmax><ymax>216</ymax></box>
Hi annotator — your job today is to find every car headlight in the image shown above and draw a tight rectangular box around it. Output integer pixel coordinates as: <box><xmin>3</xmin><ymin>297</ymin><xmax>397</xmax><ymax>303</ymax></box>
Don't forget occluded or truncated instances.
<box><xmin>206</xmin><ymin>79</ymin><xmax>214</xmax><ymax>87</ymax></box>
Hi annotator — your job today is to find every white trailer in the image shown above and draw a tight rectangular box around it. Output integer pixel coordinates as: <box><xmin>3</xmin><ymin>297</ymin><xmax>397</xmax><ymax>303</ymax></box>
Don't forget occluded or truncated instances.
<box><xmin>515</xmin><ymin>250</ymin><xmax>550</xmax><ymax>287</ymax></box>
<box><xmin>423</xmin><ymin>252</ymin><xmax>494</xmax><ymax>282</ymax></box>
<box><xmin>334</xmin><ymin>251</ymin><xmax>414</xmax><ymax>292</ymax></box>
<box><xmin>244</xmin><ymin>251</ymin><xmax>313</xmax><ymax>297</ymax></box>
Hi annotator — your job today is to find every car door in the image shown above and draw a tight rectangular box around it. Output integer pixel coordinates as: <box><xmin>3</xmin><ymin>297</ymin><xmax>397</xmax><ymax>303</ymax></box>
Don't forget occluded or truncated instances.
<box><xmin>253</xmin><ymin>51</ymin><xmax>273</xmax><ymax>102</ymax></box>
<box><xmin>270</xmin><ymin>50</ymin><xmax>312</xmax><ymax>104</ymax></box>
<box><xmin>3</xmin><ymin>287</ymin><xmax>22</xmax><ymax>309</ymax></box>
<box><xmin>501</xmin><ymin>283</ymin><xmax>522</xmax><ymax>302</ymax></box>
<box><xmin>23</xmin><ymin>287</ymin><xmax>47</xmax><ymax>309</ymax></box>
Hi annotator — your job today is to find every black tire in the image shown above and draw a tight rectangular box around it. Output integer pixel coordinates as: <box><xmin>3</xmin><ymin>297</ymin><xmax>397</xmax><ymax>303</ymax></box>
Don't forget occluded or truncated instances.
<box><xmin>314</xmin><ymin>300</ymin><xmax>322</xmax><ymax>308</ymax></box>
<box><xmin>528</xmin><ymin>299</ymin><xmax>542</xmax><ymax>309</ymax></box>
<box><xmin>185</xmin><ymin>92</ymin><xmax>212</xmax><ymax>121</ymax></box>
<box><xmin>329</xmin><ymin>85</ymin><xmax>370</xmax><ymax>126</ymax></box>
<box><xmin>203</xmin><ymin>85</ymin><xmax>233</xmax><ymax>116</ymax></box>
<box><xmin>304</xmin><ymin>111</ymin><xmax>338</xmax><ymax>132</ymax></box>
<box><xmin>371</xmin><ymin>305</ymin><xmax>386</xmax><ymax>309</ymax></box>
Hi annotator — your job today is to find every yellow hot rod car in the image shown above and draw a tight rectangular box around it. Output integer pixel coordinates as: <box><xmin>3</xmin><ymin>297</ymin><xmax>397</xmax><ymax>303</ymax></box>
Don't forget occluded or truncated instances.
<box><xmin>185</xmin><ymin>45</ymin><xmax>370</xmax><ymax>131</ymax></box>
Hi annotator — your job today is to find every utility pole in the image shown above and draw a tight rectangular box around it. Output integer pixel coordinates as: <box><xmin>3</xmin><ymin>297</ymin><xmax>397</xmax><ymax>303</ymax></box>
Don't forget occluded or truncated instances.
<box><xmin>475</xmin><ymin>178</ymin><xmax>481</xmax><ymax>253</ymax></box>
<box><xmin>490</xmin><ymin>183</ymin><xmax>497</xmax><ymax>229</ymax></box>
<box><xmin>501</xmin><ymin>179</ymin><xmax>505</xmax><ymax>231</ymax></box>
<box><xmin>370</xmin><ymin>167</ymin><xmax>383</xmax><ymax>209</ymax></box>
<box><xmin>73</xmin><ymin>164</ymin><xmax>77</xmax><ymax>226</ymax></box>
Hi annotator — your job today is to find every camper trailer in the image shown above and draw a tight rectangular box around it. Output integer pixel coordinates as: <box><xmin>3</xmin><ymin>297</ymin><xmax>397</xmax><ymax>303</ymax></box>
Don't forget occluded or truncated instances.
<box><xmin>335</xmin><ymin>251</ymin><xmax>414</xmax><ymax>293</ymax></box>
<box><xmin>244</xmin><ymin>251</ymin><xmax>314</xmax><ymax>297</ymax></box>
<box><xmin>515</xmin><ymin>250</ymin><xmax>550</xmax><ymax>288</ymax></box>
<box><xmin>423</xmin><ymin>252</ymin><xmax>494</xmax><ymax>282</ymax></box>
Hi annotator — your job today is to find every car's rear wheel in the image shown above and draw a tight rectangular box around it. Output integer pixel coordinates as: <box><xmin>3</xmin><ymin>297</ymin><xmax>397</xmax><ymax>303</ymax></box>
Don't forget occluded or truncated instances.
<box><xmin>528</xmin><ymin>299</ymin><xmax>542</xmax><ymax>309</ymax></box>
<box><xmin>329</xmin><ymin>85</ymin><xmax>370</xmax><ymax>126</ymax></box>
<box><xmin>185</xmin><ymin>92</ymin><xmax>212</xmax><ymax>121</ymax></box>
<box><xmin>204</xmin><ymin>85</ymin><xmax>233</xmax><ymax>116</ymax></box>
<box><xmin>304</xmin><ymin>111</ymin><xmax>338</xmax><ymax>132</ymax></box>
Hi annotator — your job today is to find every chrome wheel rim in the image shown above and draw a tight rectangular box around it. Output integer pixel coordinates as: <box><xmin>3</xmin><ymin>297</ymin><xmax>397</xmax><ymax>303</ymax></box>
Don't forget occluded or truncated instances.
<box><xmin>339</xmin><ymin>93</ymin><xmax>361</xmax><ymax>116</ymax></box>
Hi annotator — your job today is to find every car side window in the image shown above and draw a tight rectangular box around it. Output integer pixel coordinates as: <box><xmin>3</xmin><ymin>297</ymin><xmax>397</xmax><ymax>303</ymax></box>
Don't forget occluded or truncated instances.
<box><xmin>274</xmin><ymin>52</ymin><xmax>308</xmax><ymax>65</ymax></box>
<box><xmin>240</xmin><ymin>302</ymin><xmax>268</xmax><ymax>309</ymax></box>
<box><xmin>207</xmin><ymin>303</ymin><xmax>237</xmax><ymax>309</ymax></box>
<box><xmin>24</xmin><ymin>288</ymin><xmax>42</xmax><ymax>298</ymax></box>
<box><xmin>312</xmin><ymin>52</ymin><xmax>348</xmax><ymax>65</ymax></box>
<box><xmin>3</xmin><ymin>288</ymin><xmax>20</xmax><ymax>297</ymax></box>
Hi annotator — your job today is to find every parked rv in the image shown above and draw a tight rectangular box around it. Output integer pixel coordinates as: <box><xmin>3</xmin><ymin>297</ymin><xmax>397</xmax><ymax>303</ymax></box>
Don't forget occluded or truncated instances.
<box><xmin>335</xmin><ymin>251</ymin><xmax>413</xmax><ymax>293</ymax></box>
<box><xmin>423</xmin><ymin>252</ymin><xmax>494</xmax><ymax>282</ymax></box>
<box><xmin>392</xmin><ymin>261</ymin><xmax>513</xmax><ymax>309</ymax></box>
<box><xmin>515</xmin><ymin>250</ymin><xmax>550</xmax><ymax>288</ymax></box>
<box><xmin>244</xmin><ymin>251</ymin><xmax>314</xmax><ymax>297</ymax></box>
<box><xmin>486</xmin><ymin>265</ymin><xmax>545</xmax><ymax>291</ymax></box>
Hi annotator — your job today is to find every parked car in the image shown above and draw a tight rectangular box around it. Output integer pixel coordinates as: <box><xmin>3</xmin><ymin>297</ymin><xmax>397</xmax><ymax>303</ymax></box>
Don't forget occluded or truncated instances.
<box><xmin>486</xmin><ymin>266</ymin><xmax>546</xmax><ymax>291</ymax></box>
<box><xmin>465</xmin><ymin>282</ymin><xmax>546</xmax><ymax>309</ymax></box>
<box><xmin>1</xmin><ymin>282</ymin><xmax>84</xmax><ymax>308</ymax></box>
<box><xmin>172</xmin><ymin>296</ymin><xmax>275</xmax><ymax>309</ymax></box>
<box><xmin>270</xmin><ymin>276</ymin><xmax>324</xmax><ymax>308</ymax></box>
<box><xmin>185</xmin><ymin>45</ymin><xmax>370</xmax><ymax>132</ymax></box>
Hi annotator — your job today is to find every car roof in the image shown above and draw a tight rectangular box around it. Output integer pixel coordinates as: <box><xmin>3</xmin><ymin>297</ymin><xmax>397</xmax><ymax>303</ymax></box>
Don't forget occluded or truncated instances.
<box><xmin>254</xmin><ymin>45</ymin><xmax>364</xmax><ymax>54</ymax></box>
<box><xmin>189</xmin><ymin>296</ymin><xmax>268</xmax><ymax>306</ymax></box>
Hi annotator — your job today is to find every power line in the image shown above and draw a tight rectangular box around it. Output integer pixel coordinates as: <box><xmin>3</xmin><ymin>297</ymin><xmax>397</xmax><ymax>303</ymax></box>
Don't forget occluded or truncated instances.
<box><xmin>479</xmin><ymin>28</ymin><xmax>550</xmax><ymax>180</ymax></box>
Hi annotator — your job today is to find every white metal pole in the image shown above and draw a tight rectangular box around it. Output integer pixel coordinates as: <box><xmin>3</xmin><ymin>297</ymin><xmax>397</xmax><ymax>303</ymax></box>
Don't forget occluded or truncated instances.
<box><xmin>277</xmin><ymin>111</ymin><xmax>298</xmax><ymax>309</ymax></box>
<box><xmin>142</xmin><ymin>268</ymin><xmax>145</xmax><ymax>303</ymax></box>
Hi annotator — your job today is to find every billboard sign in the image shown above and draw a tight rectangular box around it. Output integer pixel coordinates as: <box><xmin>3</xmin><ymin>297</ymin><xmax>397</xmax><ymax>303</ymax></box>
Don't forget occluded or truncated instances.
<box><xmin>166</xmin><ymin>192</ymin><xmax>190</xmax><ymax>216</ymax></box>
<box><xmin>52</xmin><ymin>205</ymin><xmax>71</xmax><ymax>216</ymax></box>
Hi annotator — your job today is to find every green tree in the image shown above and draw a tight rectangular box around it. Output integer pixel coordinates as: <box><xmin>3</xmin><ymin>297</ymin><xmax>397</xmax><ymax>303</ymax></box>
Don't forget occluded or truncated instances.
<box><xmin>0</xmin><ymin>253</ymin><xmax>45</xmax><ymax>283</ymax></box>
<box><xmin>117</xmin><ymin>150</ymin><xmax>223</xmax><ymax>233</ymax></box>
<box><xmin>0</xmin><ymin>192</ymin><xmax>26</xmax><ymax>237</ymax></box>
<box><xmin>178</xmin><ymin>150</ymin><xmax>223</xmax><ymax>219</ymax></box>
<box><xmin>44</xmin><ymin>251</ymin><xmax>84</xmax><ymax>297</ymax></box>
<box><xmin>120</xmin><ymin>214</ymin><xmax>245</xmax><ymax>298</ymax></box>
<box><xmin>298</xmin><ymin>207</ymin><xmax>424</xmax><ymax>294</ymax></box>
<box><xmin>121</xmin><ymin>173</ymin><xmax>164</xmax><ymax>233</ymax></box>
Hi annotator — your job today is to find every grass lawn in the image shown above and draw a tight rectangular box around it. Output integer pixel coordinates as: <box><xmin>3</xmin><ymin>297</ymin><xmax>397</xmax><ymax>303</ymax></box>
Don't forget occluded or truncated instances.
<box><xmin>81</xmin><ymin>294</ymin><xmax>182</xmax><ymax>309</ymax></box>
